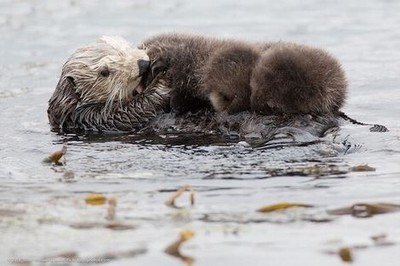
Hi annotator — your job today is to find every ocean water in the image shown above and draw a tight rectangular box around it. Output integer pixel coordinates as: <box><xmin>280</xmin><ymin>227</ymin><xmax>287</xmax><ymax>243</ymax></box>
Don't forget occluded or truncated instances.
<box><xmin>0</xmin><ymin>0</ymin><xmax>399</xmax><ymax>265</ymax></box>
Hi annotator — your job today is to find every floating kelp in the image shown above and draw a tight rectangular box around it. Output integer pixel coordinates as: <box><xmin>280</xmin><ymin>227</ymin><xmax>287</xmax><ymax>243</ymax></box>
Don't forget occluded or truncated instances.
<box><xmin>35</xmin><ymin>248</ymin><xmax>146</xmax><ymax>265</ymax></box>
<box><xmin>350</xmin><ymin>164</ymin><xmax>376</xmax><ymax>172</ymax></box>
<box><xmin>165</xmin><ymin>229</ymin><xmax>195</xmax><ymax>265</ymax></box>
<box><xmin>264</xmin><ymin>163</ymin><xmax>377</xmax><ymax>178</ymax></box>
<box><xmin>43</xmin><ymin>145</ymin><xmax>67</xmax><ymax>165</ymax></box>
<box><xmin>73</xmin><ymin>194</ymin><xmax>126</xmax><ymax>230</ymax></box>
<box><xmin>202</xmin><ymin>207</ymin><xmax>333</xmax><ymax>224</ymax></box>
<box><xmin>69</xmin><ymin>221</ymin><xmax>136</xmax><ymax>231</ymax></box>
<box><xmin>257</xmin><ymin>202</ymin><xmax>313</xmax><ymax>213</ymax></box>
<box><xmin>328</xmin><ymin>203</ymin><xmax>400</xmax><ymax>218</ymax></box>
<box><xmin>165</xmin><ymin>185</ymin><xmax>195</xmax><ymax>209</ymax></box>
<box><xmin>338</xmin><ymin>247</ymin><xmax>353</xmax><ymax>263</ymax></box>
<box><xmin>80</xmin><ymin>248</ymin><xmax>147</xmax><ymax>263</ymax></box>
<box><xmin>85</xmin><ymin>193</ymin><xmax>107</xmax><ymax>206</ymax></box>
<box><xmin>325</xmin><ymin>234</ymin><xmax>397</xmax><ymax>264</ymax></box>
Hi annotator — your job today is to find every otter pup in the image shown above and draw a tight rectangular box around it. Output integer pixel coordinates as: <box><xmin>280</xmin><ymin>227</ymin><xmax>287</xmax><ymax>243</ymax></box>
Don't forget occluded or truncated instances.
<box><xmin>250</xmin><ymin>43</ymin><xmax>347</xmax><ymax>115</ymax></box>
<box><xmin>141</xmin><ymin>33</ymin><xmax>225</xmax><ymax>113</ymax></box>
<box><xmin>48</xmin><ymin>36</ymin><xmax>171</xmax><ymax>132</ymax></box>
<box><xmin>141</xmin><ymin>33</ymin><xmax>266</xmax><ymax>114</ymax></box>
<box><xmin>201</xmin><ymin>42</ymin><xmax>261</xmax><ymax>113</ymax></box>
<box><xmin>141</xmin><ymin>33</ymin><xmax>347</xmax><ymax>115</ymax></box>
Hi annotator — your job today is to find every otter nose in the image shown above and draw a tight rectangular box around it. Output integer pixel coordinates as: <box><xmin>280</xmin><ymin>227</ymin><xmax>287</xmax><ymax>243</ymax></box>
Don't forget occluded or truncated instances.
<box><xmin>138</xmin><ymin>59</ymin><xmax>150</xmax><ymax>76</ymax></box>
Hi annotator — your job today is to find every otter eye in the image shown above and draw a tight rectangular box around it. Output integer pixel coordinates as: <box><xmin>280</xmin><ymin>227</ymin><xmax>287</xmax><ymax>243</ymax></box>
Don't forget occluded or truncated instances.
<box><xmin>99</xmin><ymin>67</ymin><xmax>110</xmax><ymax>77</ymax></box>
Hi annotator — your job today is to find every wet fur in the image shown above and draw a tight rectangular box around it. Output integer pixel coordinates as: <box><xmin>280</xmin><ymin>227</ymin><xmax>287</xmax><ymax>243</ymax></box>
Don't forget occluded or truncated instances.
<box><xmin>48</xmin><ymin>72</ymin><xmax>171</xmax><ymax>132</ymax></box>
<box><xmin>48</xmin><ymin>36</ymin><xmax>171</xmax><ymax>132</ymax></box>
<box><xmin>48</xmin><ymin>36</ymin><xmax>385</xmax><ymax>135</ymax></box>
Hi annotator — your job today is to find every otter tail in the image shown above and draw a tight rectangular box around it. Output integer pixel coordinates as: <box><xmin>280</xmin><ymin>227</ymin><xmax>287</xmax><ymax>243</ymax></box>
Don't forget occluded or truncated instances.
<box><xmin>337</xmin><ymin>111</ymin><xmax>388</xmax><ymax>132</ymax></box>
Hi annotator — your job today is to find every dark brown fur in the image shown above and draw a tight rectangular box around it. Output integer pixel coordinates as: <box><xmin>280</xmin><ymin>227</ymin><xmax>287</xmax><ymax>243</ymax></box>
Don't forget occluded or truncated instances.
<box><xmin>142</xmin><ymin>33</ymin><xmax>219</xmax><ymax>113</ymax></box>
<box><xmin>141</xmin><ymin>33</ymin><xmax>347</xmax><ymax>116</ymax></box>
<box><xmin>141</xmin><ymin>33</ymin><xmax>269</xmax><ymax>114</ymax></box>
<box><xmin>201</xmin><ymin>43</ymin><xmax>260</xmax><ymax>113</ymax></box>
<box><xmin>250</xmin><ymin>43</ymin><xmax>347</xmax><ymax>115</ymax></box>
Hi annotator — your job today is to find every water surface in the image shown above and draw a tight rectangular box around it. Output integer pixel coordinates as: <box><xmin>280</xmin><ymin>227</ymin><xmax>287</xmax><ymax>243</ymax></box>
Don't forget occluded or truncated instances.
<box><xmin>1</xmin><ymin>0</ymin><xmax>400</xmax><ymax>265</ymax></box>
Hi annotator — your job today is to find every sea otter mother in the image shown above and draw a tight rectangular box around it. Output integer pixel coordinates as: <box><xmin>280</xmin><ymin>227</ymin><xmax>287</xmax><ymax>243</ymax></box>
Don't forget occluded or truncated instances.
<box><xmin>47</xmin><ymin>35</ymin><xmax>344</xmax><ymax>141</ymax></box>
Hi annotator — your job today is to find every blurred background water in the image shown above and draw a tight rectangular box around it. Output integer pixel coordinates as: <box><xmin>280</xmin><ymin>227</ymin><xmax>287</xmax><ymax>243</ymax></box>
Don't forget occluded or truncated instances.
<box><xmin>0</xmin><ymin>0</ymin><xmax>399</xmax><ymax>265</ymax></box>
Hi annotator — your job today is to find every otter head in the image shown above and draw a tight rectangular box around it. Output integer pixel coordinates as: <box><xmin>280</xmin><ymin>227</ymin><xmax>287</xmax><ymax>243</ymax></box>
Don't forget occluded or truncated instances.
<box><xmin>63</xmin><ymin>36</ymin><xmax>150</xmax><ymax>105</ymax></box>
<box><xmin>48</xmin><ymin>36</ymin><xmax>151</xmax><ymax>129</ymax></box>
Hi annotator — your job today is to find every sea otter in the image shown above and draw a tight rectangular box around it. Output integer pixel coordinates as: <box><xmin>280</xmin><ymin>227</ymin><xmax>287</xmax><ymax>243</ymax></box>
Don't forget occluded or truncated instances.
<box><xmin>48</xmin><ymin>35</ymin><xmax>386</xmax><ymax>135</ymax></box>
<box><xmin>48</xmin><ymin>36</ymin><xmax>171</xmax><ymax>132</ymax></box>
<box><xmin>250</xmin><ymin>43</ymin><xmax>347</xmax><ymax>115</ymax></box>
<box><xmin>141</xmin><ymin>33</ymin><xmax>347</xmax><ymax>115</ymax></box>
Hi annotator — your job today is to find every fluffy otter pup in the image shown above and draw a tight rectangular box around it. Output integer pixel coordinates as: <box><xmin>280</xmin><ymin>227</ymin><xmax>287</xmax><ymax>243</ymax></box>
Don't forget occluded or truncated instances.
<box><xmin>141</xmin><ymin>33</ymin><xmax>227</xmax><ymax>113</ymax></box>
<box><xmin>201</xmin><ymin>43</ymin><xmax>261</xmax><ymax>113</ymax></box>
<box><xmin>141</xmin><ymin>33</ymin><xmax>347</xmax><ymax>115</ymax></box>
<box><xmin>250</xmin><ymin>43</ymin><xmax>347</xmax><ymax>114</ymax></box>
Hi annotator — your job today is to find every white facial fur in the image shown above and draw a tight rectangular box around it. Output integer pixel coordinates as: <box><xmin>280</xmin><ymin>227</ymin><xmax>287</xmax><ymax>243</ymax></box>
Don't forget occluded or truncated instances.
<box><xmin>62</xmin><ymin>36</ymin><xmax>149</xmax><ymax>110</ymax></box>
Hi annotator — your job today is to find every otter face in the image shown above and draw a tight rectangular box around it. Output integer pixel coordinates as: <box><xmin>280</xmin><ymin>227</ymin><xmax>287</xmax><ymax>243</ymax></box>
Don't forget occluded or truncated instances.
<box><xmin>62</xmin><ymin>36</ymin><xmax>150</xmax><ymax>109</ymax></box>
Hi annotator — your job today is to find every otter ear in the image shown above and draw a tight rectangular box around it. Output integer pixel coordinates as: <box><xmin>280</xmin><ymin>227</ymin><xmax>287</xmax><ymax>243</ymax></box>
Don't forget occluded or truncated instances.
<box><xmin>65</xmin><ymin>76</ymin><xmax>76</xmax><ymax>87</ymax></box>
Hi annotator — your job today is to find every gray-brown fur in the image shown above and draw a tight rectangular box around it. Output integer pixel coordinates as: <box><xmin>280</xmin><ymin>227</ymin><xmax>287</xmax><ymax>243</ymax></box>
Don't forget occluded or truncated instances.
<box><xmin>141</xmin><ymin>33</ymin><xmax>347</xmax><ymax>115</ymax></box>
<box><xmin>141</xmin><ymin>33</ymin><xmax>266</xmax><ymax>113</ymax></box>
<box><xmin>250</xmin><ymin>43</ymin><xmax>347</xmax><ymax>115</ymax></box>
<box><xmin>142</xmin><ymin>33</ymin><xmax>220</xmax><ymax>113</ymax></box>
<box><xmin>201</xmin><ymin>43</ymin><xmax>260</xmax><ymax>113</ymax></box>
<box><xmin>48</xmin><ymin>76</ymin><xmax>171</xmax><ymax>132</ymax></box>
